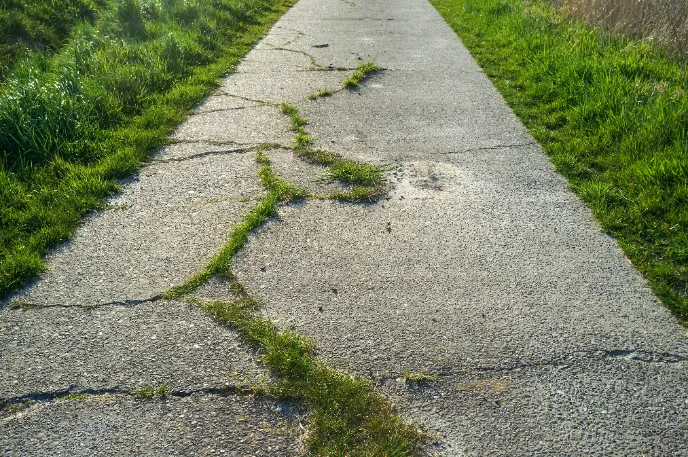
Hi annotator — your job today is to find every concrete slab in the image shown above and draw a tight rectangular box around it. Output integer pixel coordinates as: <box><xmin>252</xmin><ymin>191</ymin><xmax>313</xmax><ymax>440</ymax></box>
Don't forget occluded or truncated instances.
<box><xmin>303</xmin><ymin>70</ymin><xmax>532</xmax><ymax>162</ymax></box>
<box><xmin>0</xmin><ymin>394</ymin><xmax>301</xmax><ymax>457</ymax></box>
<box><xmin>8</xmin><ymin>154</ymin><xmax>262</xmax><ymax>307</ymax></box>
<box><xmin>219</xmin><ymin>70</ymin><xmax>352</xmax><ymax>105</ymax></box>
<box><xmin>0</xmin><ymin>301</ymin><xmax>264</xmax><ymax>400</ymax></box>
<box><xmin>171</xmin><ymin>105</ymin><xmax>293</xmax><ymax>146</ymax></box>
<box><xmin>226</xmin><ymin>0</ymin><xmax>688</xmax><ymax>453</ymax></box>
<box><xmin>386</xmin><ymin>357</ymin><xmax>688</xmax><ymax>455</ymax></box>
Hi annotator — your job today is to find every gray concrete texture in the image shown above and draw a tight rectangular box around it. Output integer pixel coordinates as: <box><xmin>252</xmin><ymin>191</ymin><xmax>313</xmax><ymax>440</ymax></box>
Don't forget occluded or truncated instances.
<box><xmin>2</xmin><ymin>0</ymin><xmax>687</xmax><ymax>454</ymax></box>
<box><xmin>222</xmin><ymin>0</ymin><xmax>688</xmax><ymax>454</ymax></box>
<box><xmin>0</xmin><ymin>394</ymin><xmax>301</xmax><ymax>456</ymax></box>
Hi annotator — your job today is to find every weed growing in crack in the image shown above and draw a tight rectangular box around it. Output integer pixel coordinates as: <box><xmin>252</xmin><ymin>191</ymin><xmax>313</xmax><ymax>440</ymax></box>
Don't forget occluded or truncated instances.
<box><xmin>276</xmin><ymin>103</ymin><xmax>386</xmax><ymax>201</ymax></box>
<box><xmin>257</xmin><ymin>151</ymin><xmax>310</xmax><ymax>199</ymax></box>
<box><xmin>197</xmin><ymin>297</ymin><xmax>422</xmax><ymax>456</ymax></box>
<box><xmin>402</xmin><ymin>370</ymin><xmax>439</xmax><ymax>384</ymax></box>
<box><xmin>62</xmin><ymin>393</ymin><xmax>88</xmax><ymax>402</ymax></box>
<box><xmin>308</xmin><ymin>89</ymin><xmax>334</xmax><ymax>100</ymax></box>
<box><xmin>134</xmin><ymin>382</ymin><xmax>170</xmax><ymax>399</ymax></box>
<box><xmin>343</xmin><ymin>61</ymin><xmax>382</xmax><ymax>88</ymax></box>
<box><xmin>164</xmin><ymin>193</ymin><xmax>282</xmax><ymax>298</ymax></box>
<box><xmin>328</xmin><ymin>160</ymin><xmax>384</xmax><ymax>187</ymax></box>
<box><xmin>295</xmin><ymin>148</ymin><xmax>338</xmax><ymax>166</ymax></box>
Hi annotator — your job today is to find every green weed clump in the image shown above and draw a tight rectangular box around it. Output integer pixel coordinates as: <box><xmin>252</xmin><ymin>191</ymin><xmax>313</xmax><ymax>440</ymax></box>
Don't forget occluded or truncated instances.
<box><xmin>430</xmin><ymin>0</ymin><xmax>688</xmax><ymax>323</ymax></box>
<box><xmin>202</xmin><ymin>296</ymin><xmax>423</xmax><ymax>455</ymax></box>
<box><xmin>0</xmin><ymin>0</ymin><xmax>297</xmax><ymax>299</ymax></box>
<box><xmin>343</xmin><ymin>61</ymin><xmax>381</xmax><ymax>88</ymax></box>
<box><xmin>278</xmin><ymin>102</ymin><xmax>387</xmax><ymax>201</ymax></box>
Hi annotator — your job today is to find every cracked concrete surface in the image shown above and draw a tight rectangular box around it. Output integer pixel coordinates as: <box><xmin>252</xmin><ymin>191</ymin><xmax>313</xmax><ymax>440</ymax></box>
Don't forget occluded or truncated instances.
<box><xmin>2</xmin><ymin>0</ymin><xmax>688</xmax><ymax>454</ymax></box>
<box><xmin>0</xmin><ymin>394</ymin><xmax>301</xmax><ymax>457</ymax></box>
<box><xmin>225</xmin><ymin>0</ymin><xmax>688</xmax><ymax>454</ymax></box>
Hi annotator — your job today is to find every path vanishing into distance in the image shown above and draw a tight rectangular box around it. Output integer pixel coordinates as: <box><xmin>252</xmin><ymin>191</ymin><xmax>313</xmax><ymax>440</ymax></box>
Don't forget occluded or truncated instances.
<box><xmin>2</xmin><ymin>0</ymin><xmax>688</xmax><ymax>455</ymax></box>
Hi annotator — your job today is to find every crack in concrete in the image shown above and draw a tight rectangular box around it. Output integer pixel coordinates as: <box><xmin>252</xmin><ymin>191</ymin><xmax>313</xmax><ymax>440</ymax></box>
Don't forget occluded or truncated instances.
<box><xmin>7</xmin><ymin>294</ymin><xmax>163</xmax><ymax>311</ymax></box>
<box><xmin>167</xmin><ymin>138</ymin><xmax>283</xmax><ymax>149</ymax></box>
<box><xmin>454</xmin><ymin>348</ymin><xmax>688</xmax><ymax>376</ymax></box>
<box><xmin>0</xmin><ymin>384</ymin><xmax>258</xmax><ymax>416</ymax></box>
<box><xmin>151</xmin><ymin>147</ymin><xmax>249</xmax><ymax>164</ymax></box>
<box><xmin>440</xmin><ymin>141</ymin><xmax>538</xmax><ymax>155</ymax></box>
<box><xmin>190</xmin><ymin>105</ymin><xmax>266</xmax><ymax>115</ymax></box>
<box><xmin>260</xmin><ymin>44</ymin><xmax>329</xmax><ymax>70</ymax></box>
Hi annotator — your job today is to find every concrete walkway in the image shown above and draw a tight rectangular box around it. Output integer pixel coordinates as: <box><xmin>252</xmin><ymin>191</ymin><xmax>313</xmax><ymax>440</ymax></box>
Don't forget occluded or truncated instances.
<box><xmin>2</xmin><ymin>0</ymin><xmax>688</xmax><ymax>455</ymax></box>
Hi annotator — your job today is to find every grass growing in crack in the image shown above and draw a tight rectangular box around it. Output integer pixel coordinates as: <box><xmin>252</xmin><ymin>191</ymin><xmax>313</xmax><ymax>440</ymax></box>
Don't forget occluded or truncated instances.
<box><xmin>308</xmin><ymin>89</ymin><xmax>334</xmax><ymax>100</ymax></box>
<box><xmin>164</xmin><ymin>193</ymin><xmax>283</xmax><ymax>298</ymax></box>
<box><xmin>430</xmin><ymin>0</ymin><xmax>688</xmax><ymax>324</ymax></box>
<box><xmin>280</xmin><ymin>102</ymin><xmax>314</xmax><ymax>150</ymax></box>
<box><xmin>0</xmin><ymin>0</ymin><xmax>298</xmax><ymax>300</ymax></box>
<box><xmin>343</xmin><ymin>61</ymin><xmax>382</xmax><ymax>88</ymax></box>
<box><xmin>403</xmin><ymin>370</ymin><xmax>439</xmax><ymax>384</ymax></box>
<box><xmin>277</xmin><ymin>103</ymin><xmax>387</xmax><ymax>201</ymax></box>
<box><xmin>328</xmin><ymin>160</ymin><xmax>384</xmax><ymax>187</ymax></box>
<box><xmin>257</xmin><ymin>151</ymin><xmax>310</xmax><ymax>199</ymax></box>
<box><xmin>133</xmin><ymin>382</ymin><xmax>170</xmax><ymax>399</ymax></box>
<box><xmin>199</xmin><ymin>297</ymin><xmax>422</xmax><ymax>456</ymax></box>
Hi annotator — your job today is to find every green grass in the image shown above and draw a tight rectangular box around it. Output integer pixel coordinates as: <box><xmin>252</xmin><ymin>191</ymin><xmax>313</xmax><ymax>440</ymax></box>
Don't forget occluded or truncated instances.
<box><xmin>307</xmin><ymin>88</ymin><xmax>334</xmax><ymax>100</ymax></box>
<box><xmin>0</xmin><ymin>0</ymin><xmax>298</xmax><ymax>299</ymax></box>
<box><xmin>278</xmin><ymin>102</ymin><xmax>386</xmax><ymax>201</ymax></box>
<box><xmin>166</xmin><ymin>157</ymin><xmax>420</xmax><ymax>454</ymax></box>
<box><xmin>402</xmin><ymin>370</ymin><xmax>438</xmax><ymax>384</ymax></box>
<box><xmin>0</xmin><ymin>0</ymin><xmax>107</xmax><ymax>82</ymax></box>
<box><xmin>201</xmin><ymin>297</ymin><xmax>422</xmax><ymax>456</ymax></box>
<box><xmin>430</xmin><ymin>0</ymin><xmax>688</xmax><ymax>324</ymax></box>
<box><xmin>328</xmin><ymin>160</ymin><xmax>384</xmax><ymax>187</ymax></box>
<box><xmin>133</xmin><ymin>382</ymin><xmax>170</xmax><ymax>399</ymax></box>
<box><xmin>343</xmin><ymin>61</ymin><xmax>381</xmax><ymax>88</ymax></box>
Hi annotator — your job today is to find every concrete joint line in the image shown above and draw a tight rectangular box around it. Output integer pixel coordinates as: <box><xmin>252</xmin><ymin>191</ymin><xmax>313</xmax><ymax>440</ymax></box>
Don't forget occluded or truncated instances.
<box><xmin>189</xmin><ymin>105</ymin><xmax>266</xmax><ymax>115</ymax></box>
<box><xmin>441</xmin><ymin>141</ymin><xmax>538</xmax><ymax>155</ymax></box>
<box><xmin>151</xmin><ymin>147</ymin><xmax>249</xmax><ymax>164</ymax></box>
<box><xmin>7</xmin><ymin>294</ymin><xmax>163</xmax><ymax>311</ymax></box>
<box><xmin>210</xmin><ymin>92</ymin><xmax>276</xmax><ymax>107</ymax></box>
<box><xmin>0</xmin><ymin>385</ymin><xmax>258</xmax><ymax>416</ymax></box>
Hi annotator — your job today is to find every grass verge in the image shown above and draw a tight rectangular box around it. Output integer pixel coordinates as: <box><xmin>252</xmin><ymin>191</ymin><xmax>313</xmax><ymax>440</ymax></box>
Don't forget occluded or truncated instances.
<box><xmin>0</xmin><ymin>0</ymin><xmax>298</xmax><ymax>299</ymax></box>
<box><xmin>430</xmin><ymin>0</ymin><xmax>688</xmax><ymax>324</ymax></box>
<box><xmin>0</xmin><ymin>0</ymin><xmax>107</xmax><ymax>82</ymax></box>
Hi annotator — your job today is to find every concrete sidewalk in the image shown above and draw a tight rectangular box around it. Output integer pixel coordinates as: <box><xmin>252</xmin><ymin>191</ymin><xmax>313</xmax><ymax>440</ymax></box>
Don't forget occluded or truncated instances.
<box><xmin>2</xmin><ymin>0</ymin><xmax>687</xmax><ymax>455</ymax></box>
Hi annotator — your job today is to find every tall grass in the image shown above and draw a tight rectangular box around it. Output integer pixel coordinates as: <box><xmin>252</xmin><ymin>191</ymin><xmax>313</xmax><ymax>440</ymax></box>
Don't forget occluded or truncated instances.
<box><xmin>430</xmin><ymin>0</ymin><xmax>688</xmax><ymax>324</ymax></box>
<box><xmin>0</xmin><ymin>0</ymin><xmax>107</xmax><ymax>81</ymax></box>
<box><xmin>552</xmin><ymin>0</ymin><xmax>688</xmax><ymax>58</ymax></box>
<box><xmin>0</xmin><ymin>0</ymin><xmax>297</xmax><ymax>298</ymax></box>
